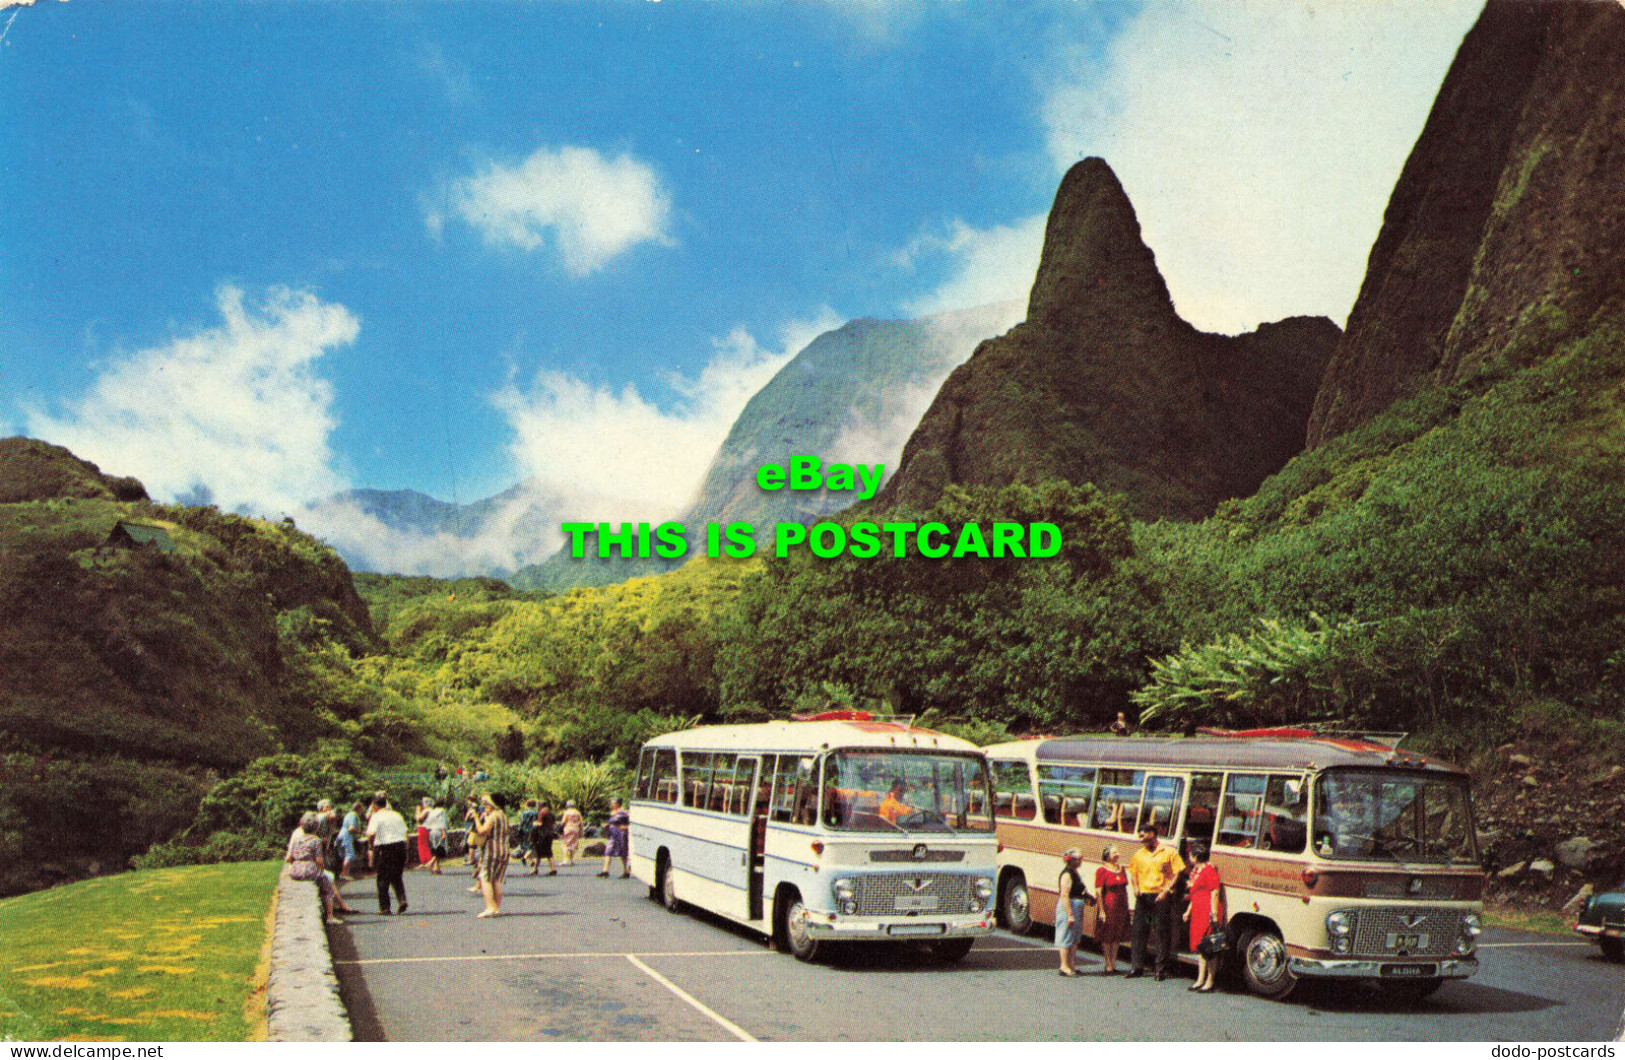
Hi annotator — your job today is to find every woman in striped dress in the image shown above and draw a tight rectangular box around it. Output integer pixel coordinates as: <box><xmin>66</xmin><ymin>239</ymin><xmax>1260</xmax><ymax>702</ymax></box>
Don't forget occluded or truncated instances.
<box><xmin>473</xmin><ymin>792</ymin><xmax>511</xmax><ymax>918</ymax></box>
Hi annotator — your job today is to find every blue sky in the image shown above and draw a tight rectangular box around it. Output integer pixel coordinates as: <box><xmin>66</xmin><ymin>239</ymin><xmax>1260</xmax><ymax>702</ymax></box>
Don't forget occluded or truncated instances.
<box><xmin>1</xmin><ymin>0</ymin><xmax>1480</xmax><ymax>573</ymax></box>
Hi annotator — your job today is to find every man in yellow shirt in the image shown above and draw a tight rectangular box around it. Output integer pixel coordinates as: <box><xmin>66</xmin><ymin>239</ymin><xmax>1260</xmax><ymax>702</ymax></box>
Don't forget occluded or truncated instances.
<box><xmin>878</xmin><ymin>780</ymin><xmax>915</xmax><ymax>824</ymax></box>
<box><xmin>1126</xmin><ymin>823</ymin><xmax>1185</xmax><ymax>980</ymax></box>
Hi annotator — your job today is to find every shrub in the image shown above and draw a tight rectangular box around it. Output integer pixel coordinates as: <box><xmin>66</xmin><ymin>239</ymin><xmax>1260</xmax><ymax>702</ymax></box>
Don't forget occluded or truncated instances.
<box><xmin>133</xmin><ymin>829</ymin><xmax>281</xmax><ymax>869</ymax></box>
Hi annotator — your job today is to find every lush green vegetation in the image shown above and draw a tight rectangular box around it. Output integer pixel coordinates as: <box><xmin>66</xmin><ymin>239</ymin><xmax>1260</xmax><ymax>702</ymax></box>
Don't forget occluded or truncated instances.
<box><xmin>0</xmin><ymin>861</ymin><xmax>280</xmax><ymax>1041</ymax></box>
<box><xmin>5</xmin><ymin>305</ymin><xmax>1621</xmax><ymax>897</ymax></box>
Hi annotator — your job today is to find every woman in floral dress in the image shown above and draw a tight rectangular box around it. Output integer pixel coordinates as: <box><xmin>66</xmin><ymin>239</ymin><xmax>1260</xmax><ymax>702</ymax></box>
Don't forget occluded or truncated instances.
<box><xmin>286</xmin><ymin>812</ymin><xmax>354</xmax><ymax>923</ymax></box>
<box><xmin>559</xmin><ymin>800</ymin><xmax>585</xmax><ymax>866</ymax></box>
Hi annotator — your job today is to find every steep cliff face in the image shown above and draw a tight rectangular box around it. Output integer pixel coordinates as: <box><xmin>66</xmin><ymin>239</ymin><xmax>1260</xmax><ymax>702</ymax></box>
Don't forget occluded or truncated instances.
<box><xmin>1307</xmin><ymin>0</ymin><xmax>1625</xmax><ymax>446</ymax></box>
<box><xmin>877</xmin><ymin>158</ymin><xmax>1340</xmax><ymax>520</ymax></box>
<box><xmin>684</xmin><ymin>302</ymin><xmax>1022</xmax><ymax>531</ymax></box>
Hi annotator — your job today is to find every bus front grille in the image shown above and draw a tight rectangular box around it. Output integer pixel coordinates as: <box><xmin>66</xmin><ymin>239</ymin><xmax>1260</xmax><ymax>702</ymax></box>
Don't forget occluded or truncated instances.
<box><xmin>869</xmin><ymin>849</ymin><xmax>966</xmax><ymax>863</ymax></box>
<box><xmin>1351</xmin><ymin>909</ymin><xmax>1461</xmax><ymax>958</ymax></box>
<box><xmin>852</xmin><ymin>873</ymin><xmax>975</xmax><ymax>916</ymax></box>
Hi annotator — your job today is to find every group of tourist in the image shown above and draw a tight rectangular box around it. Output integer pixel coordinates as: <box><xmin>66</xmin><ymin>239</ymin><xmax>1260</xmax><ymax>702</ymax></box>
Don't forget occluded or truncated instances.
<box><xmin>284</xmin><ymin>792</ymin><xmax>413</xmax><ymax>921</ymax></box>
<box><xmin>1053</xmin><ymin>823</ymin><xmax>1226</xmax><ymax>990</ymax></box>
<box><xmin>283</xmin><ymin>788</ymin><xmax>634</xmax><ymax>922</ymax></box>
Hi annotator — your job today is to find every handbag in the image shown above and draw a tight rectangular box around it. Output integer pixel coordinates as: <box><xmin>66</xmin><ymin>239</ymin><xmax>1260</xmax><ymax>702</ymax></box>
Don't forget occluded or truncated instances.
<box><xmin>1198</xmin><ymin>924</ymin><xmax>1229</xmax><ymax>957</ymax></box>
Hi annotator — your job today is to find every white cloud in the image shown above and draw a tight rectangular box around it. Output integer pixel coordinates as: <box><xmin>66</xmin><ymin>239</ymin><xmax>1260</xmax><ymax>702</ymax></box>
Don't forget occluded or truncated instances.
<box><xmin>440</xmin><ymin>145</ymin><xmax>674</xmax><ymax>276</ymax></box>
<box><xmin>899</xmin><ymin>216</ymin><xmax>1049</xmax><ymax>319</ymax></box>
<box><xmin>23</xmin><ymin>285</ymin><xmax>356</xmax><ymax>515</ymax></box>
<box><xmin>494</xmin><ymin>311</ymin><xmax>842</xmax><ymax>542</ymax></box>
<box><xmin>1041</xmin><ymin>0</ymin><xmax>1481</xmax><ymax>334</ymax></box>
<box><xmin>299</xmin><ymin>486</ymin><xmax>563</xmax><ymax>579</ymax></box>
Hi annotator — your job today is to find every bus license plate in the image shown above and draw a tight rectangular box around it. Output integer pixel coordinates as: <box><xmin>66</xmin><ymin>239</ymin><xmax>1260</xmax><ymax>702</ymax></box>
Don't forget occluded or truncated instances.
<box><xmin>1384</xmin><ymin>932</ymin><xmax>1428</xmax><ymax>951</ymax></box>
<box><xmin>895</xmin><ymin>895</ymin><xmax>940</xmax><ymax>912</ymax></box>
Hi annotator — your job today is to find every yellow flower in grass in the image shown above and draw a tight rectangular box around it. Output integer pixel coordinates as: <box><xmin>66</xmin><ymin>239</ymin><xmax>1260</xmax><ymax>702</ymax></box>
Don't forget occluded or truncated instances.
<box><xmin>142</xmin><ymin>1010</ymin><xmax>217</xmax><ymax>1021</ymax></box>
<box><xmin>25</xmin><ymin>975</ymin><xmax>94</xmax><ymax>989</ymax></box>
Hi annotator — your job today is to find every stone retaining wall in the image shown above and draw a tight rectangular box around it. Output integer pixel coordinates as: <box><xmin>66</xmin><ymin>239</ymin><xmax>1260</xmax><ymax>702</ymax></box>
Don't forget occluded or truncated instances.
<box><xmin>266</xmin><ymin>875</ymin><xmax>352</xmax><ymax>1042</ymax></box>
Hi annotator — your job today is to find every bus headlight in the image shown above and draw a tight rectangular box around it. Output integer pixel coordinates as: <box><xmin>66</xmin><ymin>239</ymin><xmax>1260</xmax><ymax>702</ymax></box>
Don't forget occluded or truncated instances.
<box><xmin>1455</xmin><ymin>912</ymin><xmax>1482</xmax><ymax>956</ymax></box>
<box><xmin>972</xmin><ymin>877</ymin><xmax>994</xmax><ymax>913</ymax></box>
<box><xmin>832</xmin><ymin>877</ymin><xmax>858</xmax><ymax>916</ymax></box>
<box><xmin>1325</xmin><ymin>910</ymin><xmax>1356</xmax><ymax>955</ymax></box>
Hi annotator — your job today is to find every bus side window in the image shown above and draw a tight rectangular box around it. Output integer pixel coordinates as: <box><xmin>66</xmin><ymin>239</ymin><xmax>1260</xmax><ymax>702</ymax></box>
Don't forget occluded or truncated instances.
<box><xmin>768</xmin><ymin>755</ymin><xmax>795</xmax><ymax>823</ymax></box>
<box><xmin>709</xmin><ymin>754</ymin><xmax>738</xmax><ymax>814</ymax></box>
<box><xmin>791</xmin><ymin>757</ymin><xmax>820</xmax><ymax>826</ymax></box>
<box><xmin>1096</xmin><ymin>769</ymin><xmax>1144</xmax><ymax>833</ymax></box>
<box><xmin>990</xmin><ymin>760</ymin><xmax>1034</xmax><ymax>821</ymax></box>
<box><xmin>650</xmin><ymin>749</ymin><xmax>679</xmax><ymax>805</ymax></box>
<box><xmin>1136</xmin><ymin>775</ymin><xmax>1184</xmax><ymax>837</ymax></box>
<box><xmin>1216</xmin><ymin>773</ymin><xmax>1267</xmax><ymax>849</ymax></box>
<box><xmin>1182</xmin><ymin>772</ymin><xmax>1222</xmax><ymax>845</ymax></box>
<box><xmin>635</xmin><ymin>748</ymin><xmax>656</xmax><ymax>801</ymax></box>
<box><xmin>1037</xmin><ymin>764</ymin><xmax>1097</xmax><ymax>827</ymax></box>
<box><xmin>683</xmin><ymin>752</ymin><xmax>714</xmax><ymax>809</ymax></box>
<box><xmin>1262</xmin><ymin>775</ymin><xmax>1307</xmax><ymax>853</ymax></box>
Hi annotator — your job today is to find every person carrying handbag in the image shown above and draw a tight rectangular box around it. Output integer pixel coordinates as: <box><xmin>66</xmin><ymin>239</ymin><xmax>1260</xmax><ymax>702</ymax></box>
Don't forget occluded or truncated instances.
<box><xmin>1182</xmin><ymin>841</ymin><xmax>1225</xmax><ymax>992</ymax></box>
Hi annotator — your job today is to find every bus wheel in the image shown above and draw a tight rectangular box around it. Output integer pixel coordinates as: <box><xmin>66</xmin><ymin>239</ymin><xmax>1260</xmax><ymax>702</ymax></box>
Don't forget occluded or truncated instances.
<box><xmin>780</xmin><ymin>892</ymin><xmax>822</xmax><ymax>963</ymax></box>
<box><xmin>1238</xmin><ymin>927</ymin><xmax>1297</xmax><ymax>1000</ymax></box>
<box><xmin>999</xmin><ymin>873</ymin><xmax>1033</xmax><ymax>935</ymax></box>
<box><xmin>925</xmin><ymin>937</ymin><xmax>975</xmax><ymax>964</ymax></box>
<box><xmin>660</xmin><ymin>859</ymin><xmax>682</xmax><ymax>913</ymax></box>
<box><xmin>1601</xmin><ymin>937</ymin><xmax>1624</xmax><ymax>963</ymax></box>
<box><xmin>1377</xmin><ymin>977</ymin><xmax>1444</xmax><ymax>1002</ymax></box>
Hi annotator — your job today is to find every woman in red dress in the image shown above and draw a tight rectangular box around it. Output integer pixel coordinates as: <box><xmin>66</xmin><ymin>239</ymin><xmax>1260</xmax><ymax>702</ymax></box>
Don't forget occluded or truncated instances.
<box><xmin>1183</xmin><ymin>842</ymin><xmax>1224</xmax><ymax>992</ymax></box>
<box><xmin>414</xmin><ymin>798</ymin><xmax>434</xmax><ymax>867</ymax></box>
<box><xmin>1094</xmin><ymin>844</ymin><xmax>1131</xmax><ymax>974</ymax></box>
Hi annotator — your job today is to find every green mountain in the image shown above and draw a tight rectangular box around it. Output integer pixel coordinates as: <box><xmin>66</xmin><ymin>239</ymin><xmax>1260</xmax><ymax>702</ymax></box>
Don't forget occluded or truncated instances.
<box><xmin>1307</xmin><ymin>0</ymin><xmax>1625</xmax><ymax>447</ymax></box>
<box><xmin>876</xmin><ymin>158</ymin><xmax>1341</xmax><ymax>521</ymax></box>
<box><xmin>0</xmin><ymin>437</ymin><xmax>378</xmax><ymax>895</ymax></box>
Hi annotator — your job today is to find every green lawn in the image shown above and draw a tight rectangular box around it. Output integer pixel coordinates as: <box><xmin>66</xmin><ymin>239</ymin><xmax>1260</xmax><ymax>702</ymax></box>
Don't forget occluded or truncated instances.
<box><xmin>0</xmin><ymin>862</ymin><xmax>281</xmax><ymax>1042</ymax></box>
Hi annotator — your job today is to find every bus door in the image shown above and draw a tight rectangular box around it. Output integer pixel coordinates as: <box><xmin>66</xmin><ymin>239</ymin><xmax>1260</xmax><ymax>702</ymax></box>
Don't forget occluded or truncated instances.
<box><xmin>736</xmin><ymin>755</ymin><xmax>766</xmax><ymax>921</ymax></box>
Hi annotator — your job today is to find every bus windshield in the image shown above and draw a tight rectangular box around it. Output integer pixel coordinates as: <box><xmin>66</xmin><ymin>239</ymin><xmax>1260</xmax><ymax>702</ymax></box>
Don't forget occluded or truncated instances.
<box><xmin>823</xmin><ymin>750</ymin><xmax>994</xmax><ymax>834</ymax></box>
<box><xmin>1313</xmin><ymin>769</ymin><xmax>1478</xmax><ymax>864</ymax></box>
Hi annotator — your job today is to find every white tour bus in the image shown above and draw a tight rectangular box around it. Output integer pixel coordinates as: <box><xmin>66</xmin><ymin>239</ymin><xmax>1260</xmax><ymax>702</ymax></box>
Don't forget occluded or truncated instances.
<box><xmin>986</xmin><ymin>729</ymin><xmax>1485</xmax><ymax>999</ymax></box>
<box><xmin>630</xmin><ymin>711</ymin><xmax>999</xmax><ymax>963</ymax></box>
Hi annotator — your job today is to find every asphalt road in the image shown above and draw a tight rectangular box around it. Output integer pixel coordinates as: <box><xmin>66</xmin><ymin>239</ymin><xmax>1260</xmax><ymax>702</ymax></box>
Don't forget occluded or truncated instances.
<box><xmin>329</xmin><ymin>862</ymin><xmax>1625</xmax><ymax>1041</ymax></box>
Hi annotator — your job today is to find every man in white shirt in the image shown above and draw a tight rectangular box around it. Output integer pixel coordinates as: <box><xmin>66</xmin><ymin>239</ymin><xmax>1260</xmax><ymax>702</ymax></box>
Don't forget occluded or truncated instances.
<box><xmin>365</xmin><ymin>795</ymin><xmax>410</xmax><ymax>915</ymax></box>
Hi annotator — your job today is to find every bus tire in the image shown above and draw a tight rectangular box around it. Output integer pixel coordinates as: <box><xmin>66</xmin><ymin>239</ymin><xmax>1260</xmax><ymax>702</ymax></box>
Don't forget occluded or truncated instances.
<box><xmin>1237</xmin><ymin>927</ymin><xmax>1298</xmax><ymax>1000</ymax></box>
<box><xmin>1598</xmin><ymin>937</ymin><xmax>1623</xmax><ymax>963</ymax></box>
<box><xmin>926</xmin><ymin>937</ymin><xmax>975</xmax><ymax>964</ymax></box>
<box><xmin>659</xmin><ymin>856</ymin><xmax>682</xmax><ymax>913</ymax></box>
<box><xmin>779</xmin><ymin>890</ymin><xmax>822</xmax><ymax>963</ymax></box>
<box><xmin>999</xmin><ymin>872</ymin><xmax>1033</xmax><ymax>935</ymax></box>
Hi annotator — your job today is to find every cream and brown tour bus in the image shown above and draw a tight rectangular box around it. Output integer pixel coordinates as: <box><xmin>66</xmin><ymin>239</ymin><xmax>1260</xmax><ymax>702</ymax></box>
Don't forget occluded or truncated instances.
<box><xmin>985</xmin><ymin>729</ymin><xmax>1484</xmax><ymax>999</ymax></box>
<box><xmin>631</xmin><ymin>712</ymin><xmax>998</xmax><ymax>963</ymax></box>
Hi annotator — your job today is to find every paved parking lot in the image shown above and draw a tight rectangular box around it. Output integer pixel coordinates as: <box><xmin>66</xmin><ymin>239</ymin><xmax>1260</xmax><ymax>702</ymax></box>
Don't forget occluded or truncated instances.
<box><xmin>330</xmin><ymin>865</ymin><xmax>1625</xmax><ymax>1041</ymax></box>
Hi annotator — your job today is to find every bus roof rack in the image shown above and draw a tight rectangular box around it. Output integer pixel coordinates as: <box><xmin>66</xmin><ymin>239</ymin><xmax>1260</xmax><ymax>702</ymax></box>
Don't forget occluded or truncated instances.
<box><xmin>789</xmin><ymin>709</ymin><xmax>919</xmax><ymax>727</ymax></box>
<box><xmin>1195</xmin><ymin>726</ymin><xmax>1410</xmax><ymax>749</ymax></box>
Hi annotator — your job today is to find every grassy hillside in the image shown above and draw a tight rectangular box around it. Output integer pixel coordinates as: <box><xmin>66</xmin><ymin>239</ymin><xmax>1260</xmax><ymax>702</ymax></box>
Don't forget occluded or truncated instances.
<box><xmin>0</xmin><ymin>862</ymin><xmax>280</xmax><ymax>1042</ymax></box>
<box><xmin>0</xmin><ymin>438</ymin><xmax>380</xmax><ymax>895</ymax></box>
